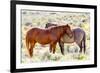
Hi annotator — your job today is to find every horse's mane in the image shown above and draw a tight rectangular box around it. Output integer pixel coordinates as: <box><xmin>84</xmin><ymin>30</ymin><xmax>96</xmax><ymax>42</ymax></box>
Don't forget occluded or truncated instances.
<box><xmin>50</xmin><ymin>25</ymin><xmax>66</xmax><ymax>30</ymax></box>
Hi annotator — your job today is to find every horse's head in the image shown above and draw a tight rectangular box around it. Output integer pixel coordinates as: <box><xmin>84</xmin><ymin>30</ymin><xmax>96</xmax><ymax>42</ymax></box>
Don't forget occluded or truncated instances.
<box><xmin>64</xmin><ymin>24</ymin><xmax>73</xmax><ymax>38</ymax></box>
<box><xmin>45</xmin><ymin>23</ymin><xmax>57</xmax><ymax>28</ymax></box>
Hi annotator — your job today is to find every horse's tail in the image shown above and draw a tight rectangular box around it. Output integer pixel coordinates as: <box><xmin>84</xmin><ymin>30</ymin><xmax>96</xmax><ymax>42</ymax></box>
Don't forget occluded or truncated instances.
<box><xmin>83</xmin><ymin>32</ymin><xmax>86</xmax><ymax>53</ymax></box>
<box><xmin>26</xmin><ymin>34</ymin><xmax>30</xmax><ymax>50</ymax></box>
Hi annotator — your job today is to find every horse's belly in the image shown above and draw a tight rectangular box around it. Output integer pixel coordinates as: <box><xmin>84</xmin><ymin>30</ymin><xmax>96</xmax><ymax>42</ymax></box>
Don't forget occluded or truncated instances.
<box><xmin>36</xmin><ymin>37</ymin><xmax>50</xmax><ymax>45</ymax></box>
<box><xmin>37</xmin><ymin>41</ymin><xmax>50</xmax><ymax>45</ymax></box>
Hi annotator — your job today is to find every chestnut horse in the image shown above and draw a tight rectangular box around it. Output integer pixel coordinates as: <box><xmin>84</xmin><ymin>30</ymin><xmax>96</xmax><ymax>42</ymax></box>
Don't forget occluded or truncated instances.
<box><xmin>45</xmin><ymin>23</ymin><xmax>86</xmax><ymax>55</ymax></box>
<box><xmin>26</xmin><ymin>24</ymin><xmax>73</xmax><ymax>57</ymax></box>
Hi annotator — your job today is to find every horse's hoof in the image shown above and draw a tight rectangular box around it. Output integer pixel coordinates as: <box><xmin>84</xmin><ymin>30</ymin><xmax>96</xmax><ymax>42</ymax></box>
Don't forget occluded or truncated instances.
<box><xmin>28</xmin><ymin>53</ymin><xmax>33</xmax><ymax>58</ymax></box>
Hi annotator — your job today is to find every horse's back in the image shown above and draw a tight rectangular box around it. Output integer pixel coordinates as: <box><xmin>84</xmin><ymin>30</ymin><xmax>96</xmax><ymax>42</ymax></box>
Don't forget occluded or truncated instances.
<box><xmin>27</xmin><ymin>28</ymin><xmax>50</xmax><ymax>34</ymax></box>
<box><xmin>73</xmin><ymin>28</ymin><xmax>85</xmax><ymax>33</ymax></box>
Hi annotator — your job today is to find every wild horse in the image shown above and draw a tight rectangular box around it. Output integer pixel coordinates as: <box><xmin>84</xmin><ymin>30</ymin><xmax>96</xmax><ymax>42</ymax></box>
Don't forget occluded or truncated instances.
<box><xmin>26</xmin><ymin>24</ymin><xmax>73</xmax><ymax>57</ymax></box>
<box><xmin>45</xmin><ymin>23</ymin><xmax>86</xmax><ymax>55</ymax></box>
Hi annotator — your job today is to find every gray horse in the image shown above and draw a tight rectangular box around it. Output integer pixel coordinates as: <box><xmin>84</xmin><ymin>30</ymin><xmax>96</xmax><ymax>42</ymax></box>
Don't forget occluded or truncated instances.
<box><xmin>45</xmin><ymin>23</ymin><xmax>86</xmax><ymax>55</ymax></box>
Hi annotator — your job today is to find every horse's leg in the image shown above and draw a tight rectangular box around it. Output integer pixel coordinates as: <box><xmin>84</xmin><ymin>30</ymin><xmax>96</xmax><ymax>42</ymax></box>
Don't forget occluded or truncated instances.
<box><xmin>83</xmin><ymin>42</ymin><xmax>86</xmax><ymax>54</ymax></box>
<box><xmin>50</xmin><ymin>44</ymin><xmax>53</xmax><ymax>53</ymax></box>
<box><xmin>58</xmin><ymin>41</ymin><xmax>64</xmax><ymax>55</ymax></box>
<box><xmin>50</xmin><ymin>42</ymin><xmax>57</xmax><ymax>54</ymax></box>
<box><xmin>78</xmin><ymin>42</ymin><xmax>82</xmax><ymax>53</ymax></box>
<box><xmin>29</xmin><ymin>41</ymin><xmax>36</xmax><ymax>57</ymax></box>
<box><xmin>83</xmin><ymin>34</ymin><xmax>86</xmax><ymax>54</ymax></box>
<box><xmin>52</xmin><ymin>43</ymin><xmax>57</xmax><ymax>54</ymax></box>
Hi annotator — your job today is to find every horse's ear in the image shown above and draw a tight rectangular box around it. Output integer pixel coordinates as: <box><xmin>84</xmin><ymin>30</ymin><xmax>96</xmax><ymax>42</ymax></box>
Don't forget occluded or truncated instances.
<box><xmin>66</xmin><ymin>24</ymin><xmax>69</xmax><ymax>27</ymax></box>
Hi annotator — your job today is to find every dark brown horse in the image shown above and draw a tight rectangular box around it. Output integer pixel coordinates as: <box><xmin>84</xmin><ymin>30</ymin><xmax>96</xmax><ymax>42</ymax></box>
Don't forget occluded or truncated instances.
<box><xmin>26</xmin><ymin>24</ymin><xmax>73</xmax><ymax>57</ymax></box>
<box><xmin>45</xmin><ymin>23</ymin><xmax>86</xmax><ymax>55</ymax></box>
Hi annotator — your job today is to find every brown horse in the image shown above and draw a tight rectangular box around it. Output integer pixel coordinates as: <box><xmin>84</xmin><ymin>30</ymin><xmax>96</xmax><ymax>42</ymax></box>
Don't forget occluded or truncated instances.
<box><xmin>45</xmin><ymin>23</ymin><xmax>86</xmax><ymax>55</ymax></box>
<box><xmin>26</xmin><ymin>24</ymin><xmax>73</xmax><ymax>57</ymax></box>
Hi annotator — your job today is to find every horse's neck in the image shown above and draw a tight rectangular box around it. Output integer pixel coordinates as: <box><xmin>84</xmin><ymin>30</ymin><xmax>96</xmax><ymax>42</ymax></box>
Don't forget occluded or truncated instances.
<box><xmin>50</xmin><ymin>27</ymin><xmax>65</xmax><ymax>37</ymax></box>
